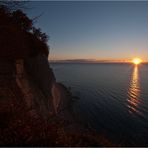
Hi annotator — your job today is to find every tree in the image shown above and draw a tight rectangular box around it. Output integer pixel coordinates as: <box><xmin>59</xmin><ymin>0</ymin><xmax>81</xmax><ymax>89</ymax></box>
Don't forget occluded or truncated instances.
<box><xmin>12</xmin><ymin>9</ymin><xmax>32</xmax><ymax>31</ymax></box>
<box><xmin>32</xmin><ymin>27</ymin><xmax>49</xmax><ymax>43</ymax></box>
<box><xmin>0</xmin><ymin>1</ymin><xmax>49</xmax><ymax>58</ymax></box>
<box><xmin>0</xmin><ymin>1</ymin><xmax>48</xmax><ymax>42</ymax></box>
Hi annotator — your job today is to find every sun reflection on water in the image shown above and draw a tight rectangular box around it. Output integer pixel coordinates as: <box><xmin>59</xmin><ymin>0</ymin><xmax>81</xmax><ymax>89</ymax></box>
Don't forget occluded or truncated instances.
<box><xmin>127</xmin><ymin>65</ymin><xmax>140</xmax><ymax>114</ymax></box>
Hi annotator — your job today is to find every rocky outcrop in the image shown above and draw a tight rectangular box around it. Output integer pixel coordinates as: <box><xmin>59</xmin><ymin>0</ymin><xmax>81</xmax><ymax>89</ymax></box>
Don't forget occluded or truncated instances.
<box><xmin>15</xmin><ymin>59</ymin><xmax>51</xmax><ymax>119</ymax></box>
<box><xmin>14</xmin><ymin>55</ymin><xmax>72</xmax><ymax>116</ymax></box>
<box><xmin>24</xmin><ymin>55</ymin><xmax>55</xmax><ymax>97</ymax></box>
<box><xmin>52</xmin><ymin>83</ymin><xmax>72</xmax><ymax>114</ymax></box>
<box><xmin>0</xmin><ymin>56</ymin><xmax>79</xmax><ymax>146</ymax></box>
<box><xmin>0</xmin><ymin>5</ymin><xmax>68</xmax><ymax>117</ymax></box>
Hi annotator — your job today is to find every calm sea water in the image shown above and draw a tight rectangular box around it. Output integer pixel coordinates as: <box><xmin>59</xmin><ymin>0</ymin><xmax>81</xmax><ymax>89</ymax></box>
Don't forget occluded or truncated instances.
<box><xmin>51</xmin><ymin>63</ymin><xmax>148</xmax><ymax>146</ymax></box>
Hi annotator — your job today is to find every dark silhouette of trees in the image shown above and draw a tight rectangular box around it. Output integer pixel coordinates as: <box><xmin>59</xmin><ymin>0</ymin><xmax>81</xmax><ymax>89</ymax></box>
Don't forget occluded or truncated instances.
<box><xmin>32</xmin><ymin>27</ymin><xmax>49</xmax><ymax>43</ymax></box>
<box><xmin>0</xmin><ymin>2</ymin><xmax>49</xmax><ymax>58</ymax></box>
<box><xmin>12</xmin><ymin>9</ymin><xmax>32</xmax><ymax>31</ymax></box>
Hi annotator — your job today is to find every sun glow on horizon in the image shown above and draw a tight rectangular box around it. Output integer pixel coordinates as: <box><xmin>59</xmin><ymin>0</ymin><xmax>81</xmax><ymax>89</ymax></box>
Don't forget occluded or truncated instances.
<box><xmin>132</xmin><ymin>58</ymin><xmax>142</xmax><ymax>65</ymax></box>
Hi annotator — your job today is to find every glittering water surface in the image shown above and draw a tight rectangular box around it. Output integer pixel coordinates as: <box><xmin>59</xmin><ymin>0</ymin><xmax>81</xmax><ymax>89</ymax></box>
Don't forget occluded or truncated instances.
<box><xmin>51</xmin><ymin>63</ymin><xmax>148</xmax><ymax>145</ymax></box>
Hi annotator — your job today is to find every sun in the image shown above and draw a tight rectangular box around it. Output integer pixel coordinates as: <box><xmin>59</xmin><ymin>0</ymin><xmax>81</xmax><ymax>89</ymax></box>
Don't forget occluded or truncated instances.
<box><xmin>132</xmin><ymin>58</ymin><xmax>142</xmax><ymax>65</ymax></box>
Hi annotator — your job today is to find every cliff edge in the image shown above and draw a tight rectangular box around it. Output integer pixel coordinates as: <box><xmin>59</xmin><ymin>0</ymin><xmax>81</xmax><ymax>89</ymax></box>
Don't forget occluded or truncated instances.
<box><xmin>0</xmin><ymin>5</ymin><xmax>77</xmax><ymax>146</ymax></box>
<box><xmin>0</xmin><ymin>4</ymin><xmax>110</xmax><ymax>146</ymax></box>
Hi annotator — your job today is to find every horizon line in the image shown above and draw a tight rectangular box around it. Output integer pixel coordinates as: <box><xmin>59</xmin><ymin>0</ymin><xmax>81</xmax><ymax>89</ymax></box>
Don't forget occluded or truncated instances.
<box><xmin>49</xmin><ymin>59</ymin><xmax>148</xmax><ymax>64</ymax></box>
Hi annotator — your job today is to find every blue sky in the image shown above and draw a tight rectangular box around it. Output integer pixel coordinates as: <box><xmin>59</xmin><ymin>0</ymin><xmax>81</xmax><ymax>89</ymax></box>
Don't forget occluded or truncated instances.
<box><xmin>26</xmin><ymin>1</ymin><xmax>148</xmax><ymax>61</ymax></box>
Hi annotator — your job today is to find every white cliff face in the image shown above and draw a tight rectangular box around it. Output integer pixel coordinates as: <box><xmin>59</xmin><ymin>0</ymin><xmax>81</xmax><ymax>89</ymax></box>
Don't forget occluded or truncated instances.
<box><xmin>25</xmin><ymin>55</ymin><xmax>56</xmax><ymax>110</ymax></box>
<box><xmin>15</xmin><ymin>59</ymin><xmax>24</xmax><ymax>78</ymax></box>
<box><xmin>24</xmin><ymin>55</ymin><xmax>55</xmax><ymax>96</ymax></box>
<box><xmin>15</xmin><ymin>56</ymin><xmax>72</xmax><ymax>118</ymax></box>
<box><xmin>51</xmin><ymin>82</ymin><xmax>62</xmax><ymax>114</ymax></box>
<box><xmin>15</xmin><ymin>58</ymin><xmax>54</xmax><ymax>119</ymax></box>
<box><xmin>51</xmin><ymin>82</ymin><xmax>72</xmax><ymax>114</ymax></box>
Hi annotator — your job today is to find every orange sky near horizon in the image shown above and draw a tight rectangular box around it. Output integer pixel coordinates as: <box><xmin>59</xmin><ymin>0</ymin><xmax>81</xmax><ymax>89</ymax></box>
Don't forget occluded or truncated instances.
<box><xmin>49</xmin><ymin>56</ymin><xmax>148</xmax><ymax>63</ymax></box>
<box><xmin>49</xmin><ymin>54</ymin><xmax>148</xmax><ymax>63</ymax></box>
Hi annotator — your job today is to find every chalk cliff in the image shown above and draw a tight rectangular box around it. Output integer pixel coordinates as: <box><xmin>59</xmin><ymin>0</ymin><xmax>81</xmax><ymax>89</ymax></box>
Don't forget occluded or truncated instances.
<box><xmin>0</xmin><ymin>6</ymin><xmax>75</xmax><ymax>145</ymax></box>
<box><xmin>0</xmin><ymin>48</ymin><xmax>77</xmax><ymax>146</ymax></box>
<box><xmin>0</xmin><ymin>5</ymin><xmax>104</xmax><ymax>146</ymax></box>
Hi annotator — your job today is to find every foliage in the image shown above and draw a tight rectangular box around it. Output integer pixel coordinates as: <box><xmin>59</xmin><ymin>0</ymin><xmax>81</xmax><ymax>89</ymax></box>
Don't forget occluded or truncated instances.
<box><xmin>32</xmin><ymin>27</ymin><xmax>49</xmax><ymax>43</ymax></box>
<box><xmin>12</xmin><ymin>9</ymin><xmax>32</xmax><ymax>31</ymax></box>
<box><xmin>0</xmin><ymin>2</ymin><xmax>49</xmax><ymax>58</ymax></box>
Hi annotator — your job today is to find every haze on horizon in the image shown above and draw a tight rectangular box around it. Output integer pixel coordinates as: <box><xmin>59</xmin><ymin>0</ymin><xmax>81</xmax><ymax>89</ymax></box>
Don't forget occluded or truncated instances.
<box><xmin>27</xmin><ymin>1</ymin><xmax>148</xmax><ymax>62</ymax></box>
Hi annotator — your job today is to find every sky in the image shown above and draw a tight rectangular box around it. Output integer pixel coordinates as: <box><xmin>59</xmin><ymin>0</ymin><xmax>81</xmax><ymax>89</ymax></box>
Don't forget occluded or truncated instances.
<box><xmin>26</xmin><ymin>1</ymin><xmax>148</xmax><ymax>61</ymax></box>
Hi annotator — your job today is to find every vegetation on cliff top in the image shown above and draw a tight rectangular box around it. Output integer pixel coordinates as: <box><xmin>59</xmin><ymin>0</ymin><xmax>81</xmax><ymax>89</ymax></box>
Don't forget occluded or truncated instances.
<box><xmin>0</xmin><ymin>2</ymin><xmax>49</xmax><ymax>59</ymax></box>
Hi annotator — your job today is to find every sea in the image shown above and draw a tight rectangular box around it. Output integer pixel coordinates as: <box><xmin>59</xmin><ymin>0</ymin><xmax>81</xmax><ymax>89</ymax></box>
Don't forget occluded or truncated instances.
<box><xmin>50</xmin><ymin>63</ymin><xmax>148</xmax><ymax>146</ymax></box>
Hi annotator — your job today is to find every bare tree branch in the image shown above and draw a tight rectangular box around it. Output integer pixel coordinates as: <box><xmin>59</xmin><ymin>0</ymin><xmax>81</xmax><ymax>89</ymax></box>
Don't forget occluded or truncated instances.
<box><xmin>0</xmin><ymin>0</ymin><xmax>29</xmax><ymax>11</ymax></box>
<box><xmin>32</xmin><ymin>12</ymin><xmax>44</xmax><ymax>24</ymax></box>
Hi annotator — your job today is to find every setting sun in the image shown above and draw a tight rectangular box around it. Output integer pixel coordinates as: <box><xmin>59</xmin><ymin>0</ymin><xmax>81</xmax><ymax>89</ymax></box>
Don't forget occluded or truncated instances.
<box><xmin>132</xmin><ymin>58</ymin><xmax>142</xmax><ymax>65</ymax></box>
